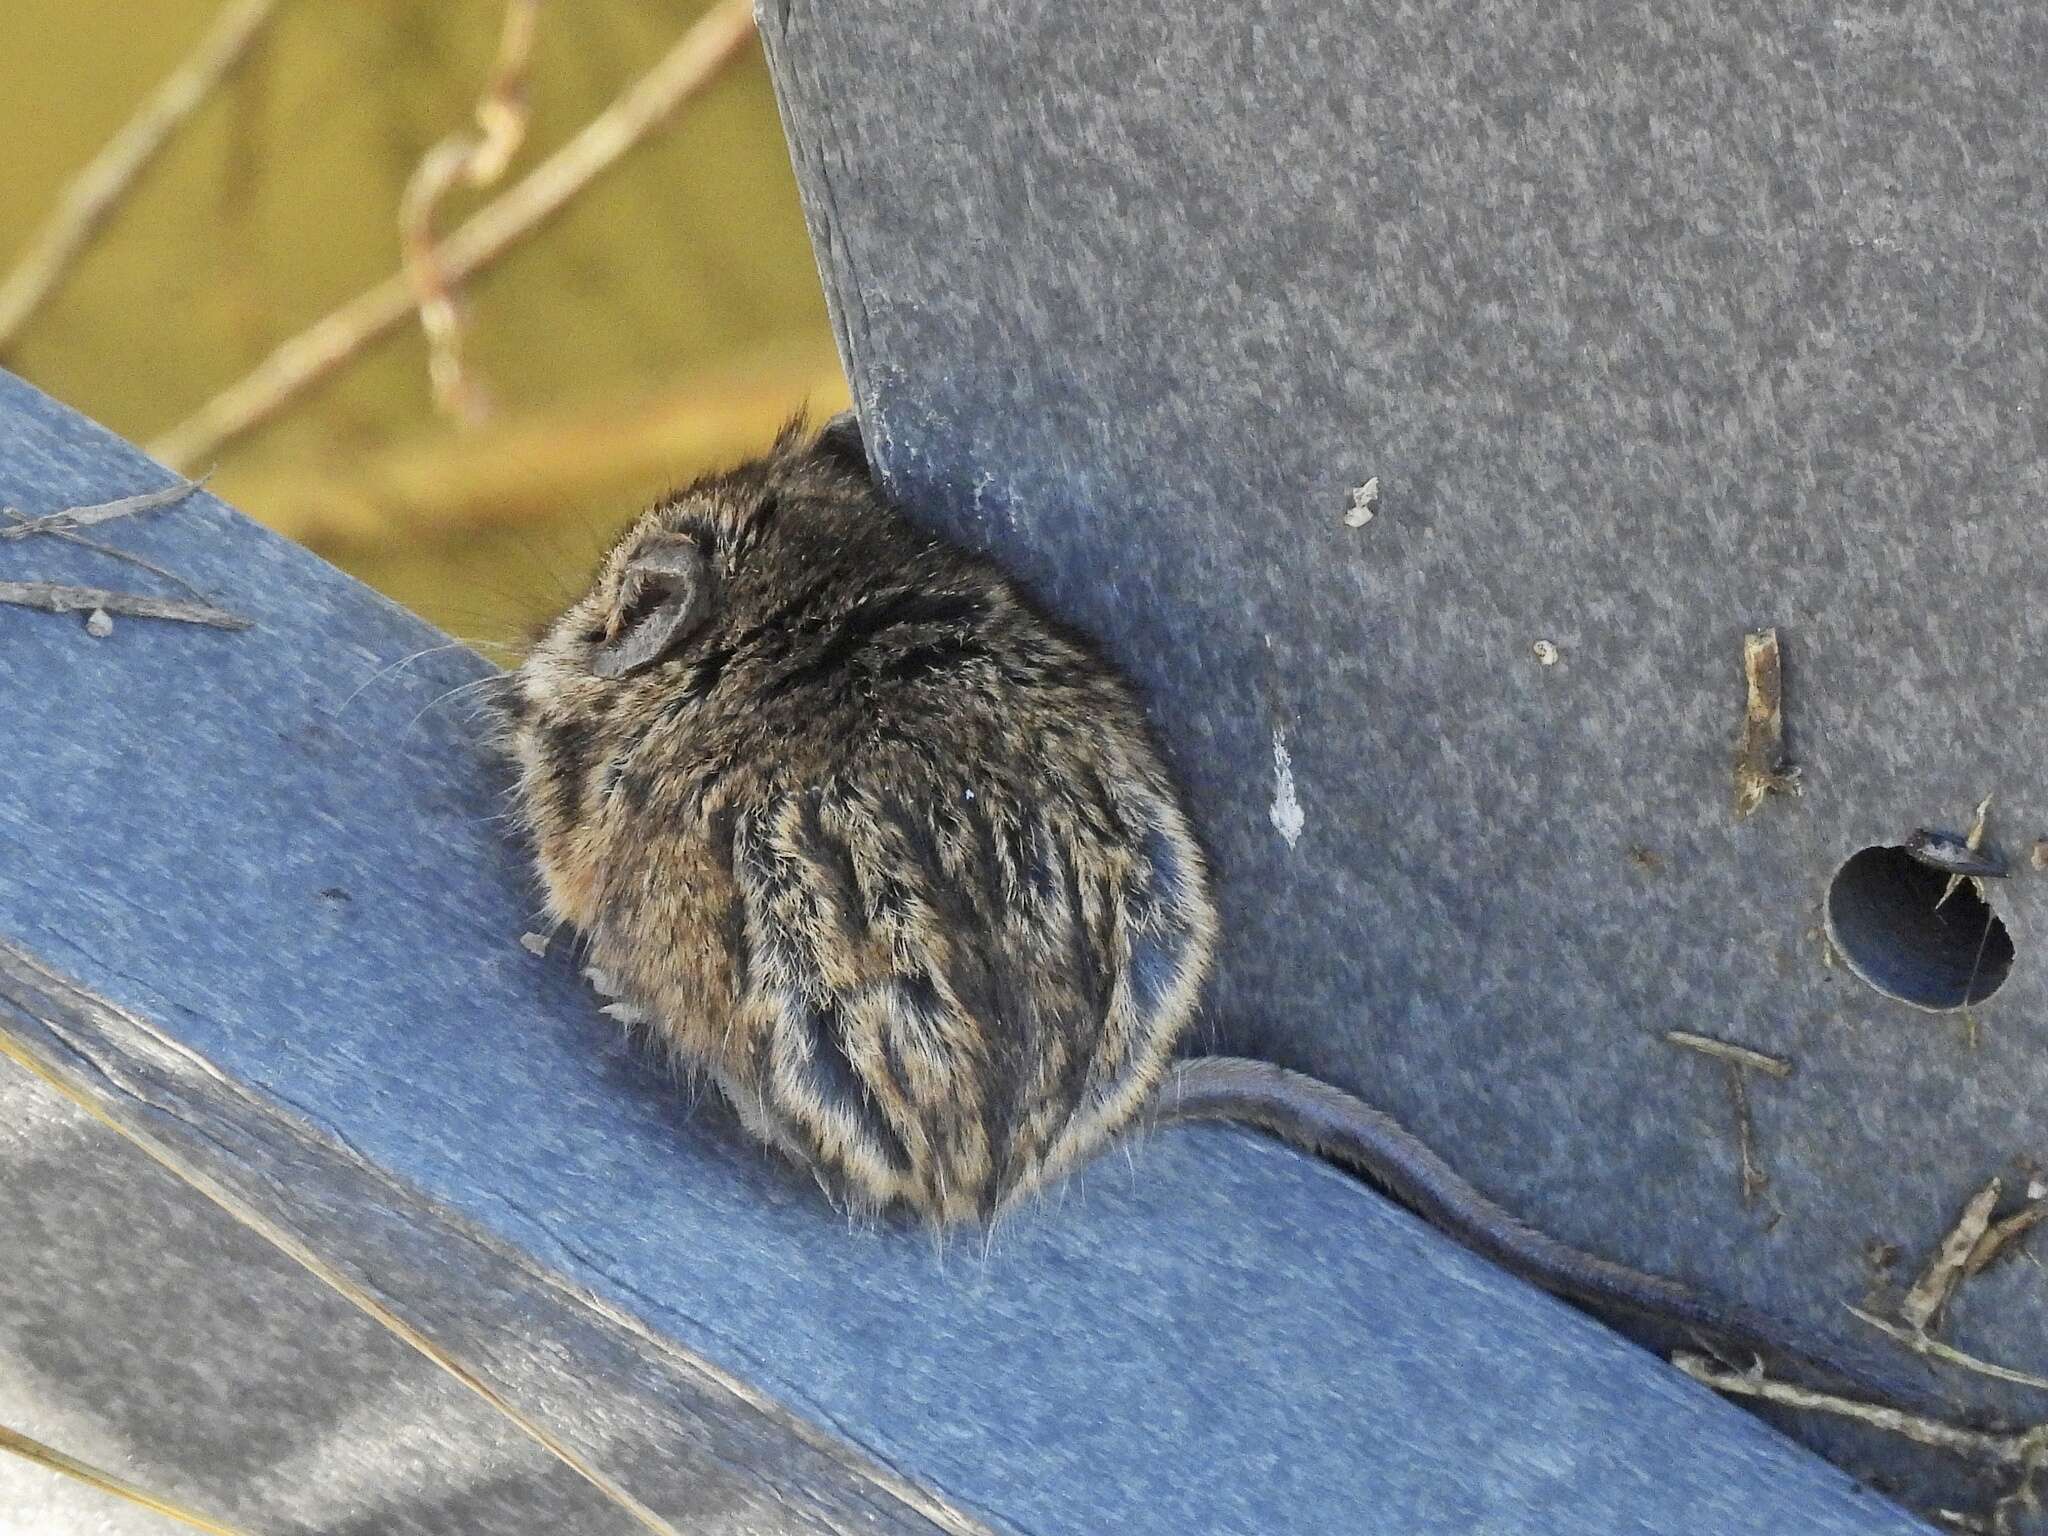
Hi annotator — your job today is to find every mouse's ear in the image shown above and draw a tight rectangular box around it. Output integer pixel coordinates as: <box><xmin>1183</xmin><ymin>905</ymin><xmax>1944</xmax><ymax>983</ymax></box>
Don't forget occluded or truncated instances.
<box><xmin>813</xmin><ymin>410</ymin><xmax>871</xmax><ymax>479</ymax></box>
<box><xmin>592</xmin><ymin>539</ymin><xmax>714</xmax><ymax>678</ymax></box>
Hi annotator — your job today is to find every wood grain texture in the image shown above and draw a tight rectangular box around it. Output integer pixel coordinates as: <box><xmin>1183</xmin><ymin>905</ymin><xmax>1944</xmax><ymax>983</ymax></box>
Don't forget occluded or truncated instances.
<box><xmin>0</xmin><ymin>939</ymin><xmax>989</xmax><ymax>1536</ymax></box>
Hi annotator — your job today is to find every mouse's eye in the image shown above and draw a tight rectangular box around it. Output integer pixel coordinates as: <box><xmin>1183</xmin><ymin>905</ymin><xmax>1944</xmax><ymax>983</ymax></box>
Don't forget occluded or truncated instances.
<box><xmin>592</xmin><ymin>539</ymin><xmax>715</xmax><ymax>678</ymax></box>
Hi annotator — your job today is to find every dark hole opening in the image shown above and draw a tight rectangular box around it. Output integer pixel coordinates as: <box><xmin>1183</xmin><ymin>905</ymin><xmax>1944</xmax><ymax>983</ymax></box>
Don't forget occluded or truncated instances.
<box><xmin>1824</xmin><ymin>845</ymin><xmax>2015</xmax><ymax>1011</ymax></box>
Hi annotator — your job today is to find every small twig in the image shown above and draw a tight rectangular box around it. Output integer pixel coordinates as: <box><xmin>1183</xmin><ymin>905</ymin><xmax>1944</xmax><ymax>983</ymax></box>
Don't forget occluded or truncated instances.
<box><xmin>0</xmin><ymin>476</ymin><xmax>207</xmax><ymax>540</ymax></box>
<box><xmin>1967</xmin><ymin>1203</ymin><xmax>2048</xmax><ymax>1279</ymax></box>
<box><xmin>0</xmin><ymin>1421</ymin><xmax>259</xmax><ymax>1536</ymax></box>
<box><xmin>1665</xmin><ymin>1030</ymin><xmax>1790</xmax><ymax>1206</ymax></box>
<box><xmin>1673</xmin><ymin>1352</ymin><xmax>2048</xmax><ymax>1466</ymax></box>
<box><xmin>0</xmin><ymin>581</ymin><xmax>251</xmax><ymax>630</ymax></box>
<box><xmin>1733</xmin><ymin>628</ymin><xmax>1800</xmax><ymax>817</ymax></box>
<box><xmin>0</xmin><ymin>0</ymin><xmax>281</xmax><ymax>353</ymax></box>
<box><xmin>1849</xmin><ymin>1306</ymin><xmax>2048</xmax><ymax>1394</ymax></box>
<box><xmin>1665</xmin><ymin>1031</ymin><xmax>1794</xmax><ymax>1079</ymax></box>
<box><xmin>402</xmin><ymin>0</ymin><xmax>542</xmax><ymax>421</ymax></box>
<box><xmin>147</xmin><ymin>0</ymin><xmax>760</xmax><ymax>470</ymax></box>
<box><xmin>3</xmin><ymin>507</ymin><xmax>211</xmax><ymax>601</ymax></box>
<box><xmin>1904</xmin><ymin>1178</ymin><xmax>2004</xmax><ymax>1333</ymax></box>
<box><xmin>1727</xmin><ymin>1068</ymin><xmax>1766</xmax><ymax>1206</ymax></box>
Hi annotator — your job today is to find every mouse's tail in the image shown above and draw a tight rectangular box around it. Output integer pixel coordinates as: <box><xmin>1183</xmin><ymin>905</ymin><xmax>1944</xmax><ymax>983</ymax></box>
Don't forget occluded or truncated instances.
<box><xmin>1156</xmin><ymin>1056</ymin><xmax>1710</xmax><ymax>1316</ymax></box>
<box><xmin>1154</xmin><ymin>1055</ymin><xmax>1934</xmax><ymax>1411</ymax></box>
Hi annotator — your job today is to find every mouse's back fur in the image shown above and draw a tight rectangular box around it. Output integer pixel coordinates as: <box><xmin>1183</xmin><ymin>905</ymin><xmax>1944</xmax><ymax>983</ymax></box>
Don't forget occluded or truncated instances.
<box><xmin>498</xmin><ymin>419</ymin><xmax>1216</xmax><ymax>1221</ymax></box>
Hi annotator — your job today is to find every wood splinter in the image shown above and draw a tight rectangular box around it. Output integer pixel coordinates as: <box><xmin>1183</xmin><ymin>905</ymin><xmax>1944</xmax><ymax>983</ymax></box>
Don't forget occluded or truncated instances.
<box><xmin>1903</xmin><ymin>1177</ymin><xmax>2003</xmax><ymax>1334</ymax></box>
<box><xmin>1734</xmin><ymin>627</ymin><xmax>1800</xmax><ymax>818</ymax></box>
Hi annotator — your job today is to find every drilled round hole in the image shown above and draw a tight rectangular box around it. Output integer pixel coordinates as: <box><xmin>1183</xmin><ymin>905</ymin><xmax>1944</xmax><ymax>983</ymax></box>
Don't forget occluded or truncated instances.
<box><xmin>1824</xmin><ymin>845</ymin><xmax>2015</xmax><ymax>1010</ymax></box>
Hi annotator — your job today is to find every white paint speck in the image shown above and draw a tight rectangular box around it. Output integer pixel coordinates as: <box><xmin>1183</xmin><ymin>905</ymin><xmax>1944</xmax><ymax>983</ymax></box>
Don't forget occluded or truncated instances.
<box><xmin>1269</xmin><ymin>729</ymin><xmax>1305</xmax><ymax>848</ymax></box>
<box><xmin>1532</xmin><ymin>639</ymin><xmax>1560</xmax><ymax>666</ymax></box>
<box><xmin>518</xmin><ymin>931</ymin><xmax>551</xmax><ymax>957</ymax></box>
<box><xmin>1344</xmin><ymin>478</ymin><xmax>1379</xmax><ymax>527</ymax></box>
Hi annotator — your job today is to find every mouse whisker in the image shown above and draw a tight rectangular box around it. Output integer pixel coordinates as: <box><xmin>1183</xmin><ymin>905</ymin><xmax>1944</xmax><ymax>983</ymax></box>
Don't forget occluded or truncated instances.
<box><xmin>402</xmin><ymin>673</ymin><xmax>511</xmax><ymax>733</ymax></box>
<box><xmin>338</xmin><ymin>641</ymin><xmax>496</xmax><ymax>712</ymax></box>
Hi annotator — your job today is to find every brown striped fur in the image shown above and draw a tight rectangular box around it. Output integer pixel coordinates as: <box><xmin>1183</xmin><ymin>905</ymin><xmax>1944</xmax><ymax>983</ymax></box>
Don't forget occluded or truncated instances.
<box><xmin>494</xmin><ymin>418</ymin><xmax>1216</xmax><ymax>1222</ymax></box>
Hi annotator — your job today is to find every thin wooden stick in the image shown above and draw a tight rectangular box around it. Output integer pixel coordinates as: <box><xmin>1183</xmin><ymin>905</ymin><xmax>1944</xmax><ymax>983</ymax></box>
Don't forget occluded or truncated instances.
<box><xmin>1903</xmin><ymin>1178</ymin><xmax>2003</xmax><ymax>1333</ymax></box>
<box><xmin>0</xmin><ymin>581</ymin><xmax>251</xmax><ymax>630</ymax></box>
<box><xmin>0</xmin><ymin>477</ymin><xmax>207</xmax><ymax>540</ymax></box>
<box><xmin>1966</xmin><ymin>1202</ymin><xmax>2047</xmax><ymax>1278</ymax></box>
<box><xmin>402</xmin><ymin>0</ymin><xmax>542</xmax><ymax>420</ymax></box>
<box><xmin>0</xmin><ymin>1422</ymin><xmax>260</xmax><ymax>1536</ymax></box>
<box><xmin>1849</xmin><ymin>1306</ymin><xmax>2048</xmax><ymax>1394</ymax></box>
<box><xmin>1664</xmin><ymin>1030</ymin><xmax>1793</xmax><ymax>1079</ymax></box>
<box><xmin>147</xmin><ymin>0</ymin><xmax>759</xmax><ymax>471</ymax></box>
<box><xmin>1727</xmin><ymin>1066</ymin><xmax>1766</xmax><ymax>1206</ymax></box>
<box><xmin>1672</xmin><ymin>1353</ymin><xmax>2046</xmax><ymax>1467</ymax></box>
<box><xmin>221</xmin><ymin>338</ymin><xmax>844</xmax><ymax>548</ymax></box>
<box><xmin>2</xmin><ymin>511</ymin><xmax>213</xmax><ymax>602</ymax></box>
<box><xmin>0</xmin><ymin>0</ymin><xmax>281</xmax><ymax>353</ymax></box>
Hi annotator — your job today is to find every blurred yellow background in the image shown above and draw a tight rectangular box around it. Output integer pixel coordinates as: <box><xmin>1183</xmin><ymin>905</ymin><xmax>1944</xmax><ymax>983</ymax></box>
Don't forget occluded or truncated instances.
<box><xmin>0</xmin><ymin>0</ymin><xmax>849</xmax><ymax>648</ymax></box>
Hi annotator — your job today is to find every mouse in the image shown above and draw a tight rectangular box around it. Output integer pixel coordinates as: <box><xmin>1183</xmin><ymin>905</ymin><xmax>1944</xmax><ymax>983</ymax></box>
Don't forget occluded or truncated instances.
<box><xmin>490</xmin><ymin>413</ymin><xmax>1923</xmax><ymax>1404</ymax></box>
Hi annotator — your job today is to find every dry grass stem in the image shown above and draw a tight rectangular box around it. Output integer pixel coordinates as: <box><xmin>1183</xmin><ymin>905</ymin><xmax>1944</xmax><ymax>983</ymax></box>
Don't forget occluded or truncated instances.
<box><xmin>2</xmin><ymin>508</ymin><xmax>212</xmax><ymax>601</ymax></box>
<box><xmin>1664</xmin><ymin>1030</ymin><xmax>1793</xmax><ymax>1078</ymax></box>
<box><xmin>1727</xmin><ymin>1067</ymin><xmax>1766</xmax><ymax>1205</ymax></box>
<box><xmin>1905</xmin><ymin>1179</ymin><xmax>2004</xmax><ymax>1333</ymax></box>
<box><xmin>1849</xmin><ymin>1306</ymin><xmax>2048</xmax><ymax>1394</ymax></box>
<box><xmin>1966</xmin><ymin>1203</ymin><xmax>2048</xmax><ymax>1279</ymax></box>
<box><xmin>0</xmin><ymin>477</ymin><xmax>206</xmax><ymax>540</ymax></box>
<box><xmin>1664</xmin><ymin>1031</ymin><xmax>1789</xmax><ymax>1204</ymax></box>
<box><xmin>1680</xmin><ymin>1351</ymin><xmax>2048</xmax><ymax>1533</ymax></box>
<box><xmin>147</xmin><ymin>0</ymin><xmax>760</xmax><ymax>471</ymax></box>
<box><xmin>402</xmin><ymin>0</ymin><xmax>542</xmax><ymax>421</ymax></box>
<box><xmin>0</xmin><ymin>1421</ymin><xmax>259</xmax><ymax>1536</ymax></box>
<box><xmin>0</xmin><ymin>0</ymin><xmax>281</xmax><ymax>353</ymax></box>
<box><xmin>0</xmin><ymin>580</ymin><xmax>251</xmax><ymax>630</ymax></box>
<box><xmin>1673</xmin><ymin>1351</ymin><xmax>2048</xmax><ymax>1466</ymax></box>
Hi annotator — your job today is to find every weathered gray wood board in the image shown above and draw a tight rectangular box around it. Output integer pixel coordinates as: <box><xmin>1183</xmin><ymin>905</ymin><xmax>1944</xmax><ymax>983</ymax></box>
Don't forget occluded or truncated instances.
<box><xmin>760</xmin><ymin>0</ymin><xmax>2048</xmax><ymax>1508</ymax></box>
<box><xmin>0</xmin><ymin>1001</ymin><xmax>804</xmax><ymax>1536</ymax></box>
<box><xmin>0</xmin><ymin>944</ymin><xmax>980</xmax><ymax>1536</ymax></box>
<box><xmin>0</xmin><ymin>375</ymin><xmax>1935</xmax><ymax>1528</ymax></box>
